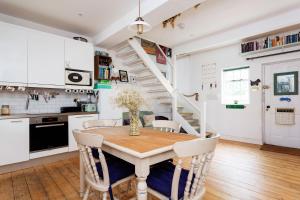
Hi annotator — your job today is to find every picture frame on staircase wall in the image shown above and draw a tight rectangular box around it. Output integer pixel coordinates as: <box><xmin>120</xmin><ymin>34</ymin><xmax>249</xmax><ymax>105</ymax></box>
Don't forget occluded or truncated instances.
<box><xmin>141</xmin><ymin>39</ymin><xmax>156</xmax><ymax>55</ymax></box>
<box><xmin>119</xmin><ymin>70</ymin><xmax>129</xmax><ymax>82</ymax></box>
<box><xmin>156</xmin><ymin>45</ymin><xmax>167</xmax><ymax>65</ymax></box>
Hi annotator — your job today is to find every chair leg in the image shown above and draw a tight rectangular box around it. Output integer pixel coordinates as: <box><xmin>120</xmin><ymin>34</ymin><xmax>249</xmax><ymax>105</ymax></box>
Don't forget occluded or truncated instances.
<box><xmin>108</xmin><ymin>186</ymin><xmax>114</xmax><ymax>200</ymax></box>
<box><xmin>83</xmin><ymin>185</ymin><xmax>91</xmax><ymax>200</ymax></box>
<box><xmin>102</xmin><ymin>192</ymin><xmax>107</xmax><ymax>200</ymax></box>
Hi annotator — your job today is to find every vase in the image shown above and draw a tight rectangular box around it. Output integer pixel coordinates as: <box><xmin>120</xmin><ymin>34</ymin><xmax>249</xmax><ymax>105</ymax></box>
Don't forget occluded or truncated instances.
<box><xmin>129</xmin><ymin>110</ymin><xmax>140</xmax><ymax>136</ymax></box>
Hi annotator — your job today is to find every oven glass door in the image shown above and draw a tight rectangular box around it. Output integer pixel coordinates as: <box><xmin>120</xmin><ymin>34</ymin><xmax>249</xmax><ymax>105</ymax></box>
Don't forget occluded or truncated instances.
<box><xmin>30</xmin><ymin>122</ymin><xmax>68</xmax><ymax>152</ymax></box>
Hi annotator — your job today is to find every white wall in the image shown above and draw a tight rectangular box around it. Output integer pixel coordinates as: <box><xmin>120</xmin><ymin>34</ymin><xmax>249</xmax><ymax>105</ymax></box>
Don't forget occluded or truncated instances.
<box><xmin>177</xmin><ymin>43</ymin><xmax>300</xmax><ymax>144</ymax></box>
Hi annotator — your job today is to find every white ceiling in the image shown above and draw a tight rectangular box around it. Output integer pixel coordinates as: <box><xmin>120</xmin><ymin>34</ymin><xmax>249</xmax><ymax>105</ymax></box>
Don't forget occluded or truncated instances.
<box><xmin>1</xmin><ymin>0</ymin><xmax>300</xmax><ymax>48</ymax></box>
<box><xmin>143</xmin><ymin>0</ymin><xmax>300</xmax><ymax>47</ymax></box>
<box><xmin>0</xmin><ymin>0</ymin><xmax>140</xmax><ymax>36</ymax></box>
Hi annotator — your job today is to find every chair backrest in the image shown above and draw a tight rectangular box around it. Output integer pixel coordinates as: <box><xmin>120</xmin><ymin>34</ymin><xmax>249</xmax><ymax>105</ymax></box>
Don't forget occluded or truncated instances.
<box><xmin>83</xmin><ymin>119</ymin><xmax>119</xmax><ymax>129</ymax></box>
<box><xmin>171</xmin><ymin>135</ymin><xmax>220</xmax><ymax>200</ymax></box>
<box><xmin>152</xmin><ymin>120</ymin><xmax>181</xmax><ymax>133</ymax></box>
<box><xmin>73</xmin><ymin>129</ymin><xmax>110</xmax><ymax>188</ymax></box>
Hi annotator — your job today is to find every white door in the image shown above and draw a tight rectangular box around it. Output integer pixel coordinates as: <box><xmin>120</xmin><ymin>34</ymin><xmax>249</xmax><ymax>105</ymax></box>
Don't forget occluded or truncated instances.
<box><xmin>65</xmin><ymin>39</ymin><xmax>94</xmax><ymax>71</ymax></box>
<box><xmin>68</xmin><ymin>114</ymin><xmax>98</xmax><ymax>151</ymax></box>
<box><xmin>264</xmin><ymin>59</ymin><xmax>300</xmax><ymax>148</ymax></box>
<box><xmin>0</xmin><ymin>118</ymin><xmax>29</xmax><ymax>166</ymax></box>
<box><xmin>0</xmin><ymin>22</ymin><xmax>27</xmax><ymax>85</ymax></box>
<box><xmin>28</xmin><ymin>30</ymin><xmax>65</xmax><ymax>87</ymax></box>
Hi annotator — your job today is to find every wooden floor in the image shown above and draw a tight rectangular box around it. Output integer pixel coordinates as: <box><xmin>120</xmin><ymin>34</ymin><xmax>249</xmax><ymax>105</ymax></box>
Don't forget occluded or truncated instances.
<box><xmin>0</xmin><ymin>140</ymin><xmax>300</xmax><ymax>200</ymax></box>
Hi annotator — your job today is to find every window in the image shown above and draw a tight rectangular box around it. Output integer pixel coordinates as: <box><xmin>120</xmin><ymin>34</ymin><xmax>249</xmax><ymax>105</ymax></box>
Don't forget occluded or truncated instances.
<box><xmin>222</xmin><ymin>66</ymin><xmax>250</xmax><ymax>105</ymax></box>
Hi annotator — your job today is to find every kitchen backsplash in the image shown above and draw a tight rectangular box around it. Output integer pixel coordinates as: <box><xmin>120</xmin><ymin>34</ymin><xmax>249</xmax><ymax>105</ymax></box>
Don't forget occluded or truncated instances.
<box><xmin>0</xmin><ymin>89</ymin><xmax>94</xmax><ymax>114</ymax></box>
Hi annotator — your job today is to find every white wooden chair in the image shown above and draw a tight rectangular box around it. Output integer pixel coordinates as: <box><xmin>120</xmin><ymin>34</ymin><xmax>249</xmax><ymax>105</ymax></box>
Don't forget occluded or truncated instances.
<box><xmin>73</xmin><ymin>130</ymin><xmax>135</xmax><ymax>200</ymax></box>
<box><xmin>152</xmin><ymin>120</ymin><xmax>181</xmax><ymax>133</ymax></box>
<box><xmin>146</xmin><ymin>135</ymin><xmax>219</xmax><ymax>200</ymax></box>
<box><xmin>83</xmin><ymin>119</ymin><xmax>120</xmax><ymax>129</ymax></box>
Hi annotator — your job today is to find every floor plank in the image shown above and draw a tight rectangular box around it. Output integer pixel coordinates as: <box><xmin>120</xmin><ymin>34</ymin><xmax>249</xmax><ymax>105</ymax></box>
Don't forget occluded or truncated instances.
<box><xmin>11</xmin><ymin>170</ymin><xmax>31</xmax><ymax>200</ymax></box>
<box><xmin>1</xmin><ymin>140</ymin><xmax>300</xmax><ymax>200</ymax></box>
<box><xmin>44</xmin><ymin>162</ymin><xmax>81</xmax><ymax>200</ymax></box>
<box><xmin>34</xmin><ymin>165</ymin><xmax>65</xmax><ymax>200</ymax></box>
<box><xmin>0</xmin><ymin>173</ymin><xmax>14</xmax><ymax>200</ymax></box>
<box><xmin>23</xmin><ymin>168</ymin><xmax>48</xmax><ymax>200</ymax></box>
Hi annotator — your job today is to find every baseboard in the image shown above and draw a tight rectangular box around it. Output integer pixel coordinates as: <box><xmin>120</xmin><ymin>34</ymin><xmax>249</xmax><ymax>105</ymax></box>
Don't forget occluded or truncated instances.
<box><xmin>0</xmin><ymin>151</ymin><xmax>78</xmax><ymax>174</ymax></box>
<box><xmin>221</xmin><ymin>135</ymin><xmax>263</xmax><ymax>145</ymax></box>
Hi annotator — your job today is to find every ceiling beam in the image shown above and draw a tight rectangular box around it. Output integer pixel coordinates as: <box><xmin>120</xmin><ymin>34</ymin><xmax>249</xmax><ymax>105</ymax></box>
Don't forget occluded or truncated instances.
<box><xmin>93</xmin><ymin>0</ymin><xmax>206</xmax><ymax>48</ymax></box>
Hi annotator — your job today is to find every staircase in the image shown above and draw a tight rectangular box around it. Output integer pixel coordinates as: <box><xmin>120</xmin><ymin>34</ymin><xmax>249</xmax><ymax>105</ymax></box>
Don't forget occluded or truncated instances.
<box><xmin>111</xmin><ymin>37</ymin><xmax>208</xmax><ymax>137</ymax></box>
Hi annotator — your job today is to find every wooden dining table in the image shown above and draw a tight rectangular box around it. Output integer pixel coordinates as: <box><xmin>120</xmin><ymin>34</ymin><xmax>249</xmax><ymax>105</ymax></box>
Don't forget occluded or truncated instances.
<box><xmin>81</xmin><ymin>127</ymin><xmax>197</xmax><ymax>200</ymax></box>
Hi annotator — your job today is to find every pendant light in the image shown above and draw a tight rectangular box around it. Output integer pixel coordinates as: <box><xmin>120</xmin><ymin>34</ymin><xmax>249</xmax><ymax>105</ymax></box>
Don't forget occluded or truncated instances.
<box><xmin>128</xmin><ymin>0</ymin><xmax>151</xmax><ymax>35</ymax></box>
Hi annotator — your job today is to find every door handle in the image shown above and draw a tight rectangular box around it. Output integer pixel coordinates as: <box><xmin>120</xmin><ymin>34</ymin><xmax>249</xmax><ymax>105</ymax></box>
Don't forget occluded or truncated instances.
<box><xmin>10</xmin><ymin>120</ymin><xmax>24</xmax><ymax>123</ymax></box>
<box><xmin>266</xmin><ymin>105</ymin><xmax>271</xmax><ymax>111</ymax></box>
<box><xmin>35</xmin><ymin>123</ymin><xmax>65</xmax><ymax>128</ymax></box>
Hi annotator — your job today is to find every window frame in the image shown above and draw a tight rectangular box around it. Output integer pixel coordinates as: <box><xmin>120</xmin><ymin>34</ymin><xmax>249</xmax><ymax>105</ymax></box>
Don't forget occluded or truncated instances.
<box><xmin>221</xmin><ymin>66</ymin><xmax>250</xmax><ymax>105</ymax></box>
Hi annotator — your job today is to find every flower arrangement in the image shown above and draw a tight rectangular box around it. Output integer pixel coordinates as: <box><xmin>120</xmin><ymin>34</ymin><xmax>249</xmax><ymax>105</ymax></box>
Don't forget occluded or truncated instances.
<box><xmin>115</xmin><ymin>89</ymin><xmax>145</xmax><ymax>136</ymax></box>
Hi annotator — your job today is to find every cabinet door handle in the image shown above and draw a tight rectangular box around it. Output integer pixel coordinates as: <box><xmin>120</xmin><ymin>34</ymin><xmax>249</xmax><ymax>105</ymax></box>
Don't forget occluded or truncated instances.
<box><xmin>75</xmin><ymin>116</ymin><xmax>94</xmax><ymax>119</ymax></box>
<box><xmin>10</xmin><ymin>120</ymin><xmax>24</xmax><ymax>123</ymax></box>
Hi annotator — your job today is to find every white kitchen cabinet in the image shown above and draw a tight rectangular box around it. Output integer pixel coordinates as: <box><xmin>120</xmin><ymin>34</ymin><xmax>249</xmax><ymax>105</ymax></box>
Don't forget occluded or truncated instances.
<box><xmin>0</xmin><ymin>22</ymin><xmax>27</xmax><ymax>86</ymax></box>
<box><xmin>65</xmin><ymin>39</ymin><xmax>94</xmax><ymax>71</ymax></box>
<box><xmin>68</xmin><ymin>114</ymin><xmax>98</xmax><ymax>151</ymax></box>
<box><xmin>0</xmin><ymin>118</ymin><xmax>29</xmax><ymax>166</ymax></box>
<box><xmin>28</xmin><ymin>30</ymin><xmax>65</xmax><ymax>87</ymax></box>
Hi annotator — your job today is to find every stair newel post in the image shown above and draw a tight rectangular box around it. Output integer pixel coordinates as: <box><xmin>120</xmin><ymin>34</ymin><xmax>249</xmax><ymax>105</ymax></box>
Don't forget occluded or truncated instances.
<box><xmin>172</xmin><ymin>55</ymin><xmax>177</xmax><ymax>120</ymax></box>
<box><xmin>200</xmin><ymin>100</ymin><xmax>207</xmax><ymax>138</ymax></box>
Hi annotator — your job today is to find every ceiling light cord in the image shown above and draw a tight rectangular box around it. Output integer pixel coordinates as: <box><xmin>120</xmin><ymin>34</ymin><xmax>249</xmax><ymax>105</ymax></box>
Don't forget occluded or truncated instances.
<box><xmin>139</xmin><ymin>0</ymin><xmax>141</xmax><ymax>17</ymax></box>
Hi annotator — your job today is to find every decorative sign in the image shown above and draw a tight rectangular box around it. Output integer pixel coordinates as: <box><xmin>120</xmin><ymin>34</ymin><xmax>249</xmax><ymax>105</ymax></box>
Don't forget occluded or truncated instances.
<box><xmin>274</xmin><ymin>71</ymin><xmax>298</xmax><ymax>95</ymax></box>
<box><xmin>279</xmin><ymin>97</ymin><xmax>291</xmax><ymax>102</ymax></box>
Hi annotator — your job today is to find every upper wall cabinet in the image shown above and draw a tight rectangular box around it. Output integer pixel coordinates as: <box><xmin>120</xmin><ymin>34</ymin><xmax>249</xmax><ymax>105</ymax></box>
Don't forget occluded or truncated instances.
<box><xmin>28</xmin><ymin>30</ymin><xmax>65</xmax><ymax>88</ymax></box>
<box><xmin>65</xmin><ymin>39</ymin><xmax>94</xmax><ymax>71</ymax></box>
<box><xmin>0</xmin><ymin>22</ymin><xmax>27</xmax><ymax>86</ymax></box>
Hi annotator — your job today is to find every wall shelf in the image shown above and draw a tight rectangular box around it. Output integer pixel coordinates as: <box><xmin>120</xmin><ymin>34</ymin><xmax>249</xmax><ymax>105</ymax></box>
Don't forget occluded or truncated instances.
<box><xmin>240</xmin><ymin>27</ymin><xmax>300</xmax><ymax>60</ymax></box>
<box><xmin>241</xmin><ymin>41</ymin><xmax>300</xmax><ymax>60</ymax></box>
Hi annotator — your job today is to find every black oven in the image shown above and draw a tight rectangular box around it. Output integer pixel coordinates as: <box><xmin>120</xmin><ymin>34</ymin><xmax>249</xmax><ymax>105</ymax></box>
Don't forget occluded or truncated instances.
<box><xmin>29</xmin><ymin>115</ymin><xmax>68</xmax><ymax>153</ymax></box>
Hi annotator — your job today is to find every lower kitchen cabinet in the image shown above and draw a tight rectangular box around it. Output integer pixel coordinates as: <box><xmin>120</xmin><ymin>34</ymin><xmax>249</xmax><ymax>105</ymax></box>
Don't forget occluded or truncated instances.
<box><xmin>68</xmin><ymin>114</ymin><xmax>98</xmax><ymax>151</ymax></box>
<box><xmin>0</xmin><ymin>118</ymin><xmax>29</xmax><ymax>166</ymax></box>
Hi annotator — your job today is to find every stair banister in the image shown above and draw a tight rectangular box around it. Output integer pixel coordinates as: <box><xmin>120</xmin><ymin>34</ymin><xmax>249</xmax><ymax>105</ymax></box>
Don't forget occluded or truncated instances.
<box><xmin>127</xmin><ymin>37</ymin><xmax>207</xmax><ymax>137</ymax></box>
<box><xmin>128</xmin><ymin>37</ymin><xmax>175</xmax><ymax>95</ymax></box>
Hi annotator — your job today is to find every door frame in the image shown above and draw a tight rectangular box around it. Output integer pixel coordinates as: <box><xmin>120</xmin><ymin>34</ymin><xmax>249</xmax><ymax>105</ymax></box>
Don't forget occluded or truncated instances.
<box><xmin>261</xmin><ymin>58</ymin><xmax>300</xmax><ymax>145</ymax></box>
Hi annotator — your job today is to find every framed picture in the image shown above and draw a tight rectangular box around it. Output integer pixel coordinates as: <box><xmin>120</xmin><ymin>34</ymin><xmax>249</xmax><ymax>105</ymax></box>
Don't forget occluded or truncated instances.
<box><xmin>156</xmin><ymin>45</ymin><xmax>167</xmax><ymax>64</ymax></box>
<box><xmin>141</xmin><ymin>39</ymin><xmax>156</xmax><ymax>55</ymax></box>
<box><xmin>274</xmin><ymin>71</ymin><xmax>298</xmax><ymax>95</ymax></box>
<box><xmin>119</xmin><ymin>70</ymin><xmax>129</xmax><ymax>82</ymax></box>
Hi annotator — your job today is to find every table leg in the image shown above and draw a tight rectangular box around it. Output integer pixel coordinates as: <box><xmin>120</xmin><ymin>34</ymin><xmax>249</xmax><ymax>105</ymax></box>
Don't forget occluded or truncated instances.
<box><xmin>80</xmin><ymin>153</ymin><xmax>86</xmax><ymax>197</ymax></box>
<box><xmin>136</xmin><ymin>177</ymin><xmax>147</xmax><ymax>200</ymax></box>
<box><xmin>135</xmin><ymin>160</ymin><xmax>149</xmax><ymax>200</ymax></box>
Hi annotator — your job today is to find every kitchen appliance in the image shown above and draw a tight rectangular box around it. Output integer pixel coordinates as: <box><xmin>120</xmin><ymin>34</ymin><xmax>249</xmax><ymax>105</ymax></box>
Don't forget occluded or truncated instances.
<box><xmin>73</xmin><ymin>37</ymin><xmax>88</xmax><ymax>42</ymax></box>
<box><xmin>60</xmin><ymin>106</ymin><xmax>81</xmax><ymax>113</ymax></box>
<box><xmin>1</xmin><ymin>105</ymin><xmax>10</xmax><ymax>115</ymax></box>
<box><xmin>29</xmin><ymin>115</ymin><xmax>68</xmax><ymax>153</ymax></box>
<box><xmin>65</xmin><ymin>69</ymin><xmax>92</xmax><ymax>86</ymax></box>
<box><xmin>82</xmin><ymin>103</ymin><xmax>97</xmax><ymax>112</ymax></box>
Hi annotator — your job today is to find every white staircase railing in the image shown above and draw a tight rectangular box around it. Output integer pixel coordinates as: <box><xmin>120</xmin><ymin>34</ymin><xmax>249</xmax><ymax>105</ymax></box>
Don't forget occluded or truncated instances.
<box><xmin>127</xmin><ymin>37</ymin><xmax>207</xmax><ymax>137</ymax></box>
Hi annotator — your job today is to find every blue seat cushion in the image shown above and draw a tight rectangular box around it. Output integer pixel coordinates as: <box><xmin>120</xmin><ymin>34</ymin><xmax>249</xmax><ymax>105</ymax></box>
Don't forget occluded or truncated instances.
<box><xmin>92</xmin><ymin>148</ymin><xmax>118</xmax><ymax>161</ymax></box>
<box><xmin>96</xmin><ymin>157</ymin><xmax>135</xmax><ymax>185</ymax></box>
<box><xmin>147</xmin><ymin>161</ymin><xmax>191</xmax><ymax>199</ymax></box>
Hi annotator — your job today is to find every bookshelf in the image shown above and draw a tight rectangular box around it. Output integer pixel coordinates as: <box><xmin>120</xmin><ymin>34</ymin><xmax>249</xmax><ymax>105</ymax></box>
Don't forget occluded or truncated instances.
<box><xmin>94</xmin><ymin>55</ymin><xmax>112</xmax><ymax>81</ymax></box>
<box><xmin>241</xmin><ymin>28</ymin><xmax>300</xmax><ymax>59</ymax></box>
